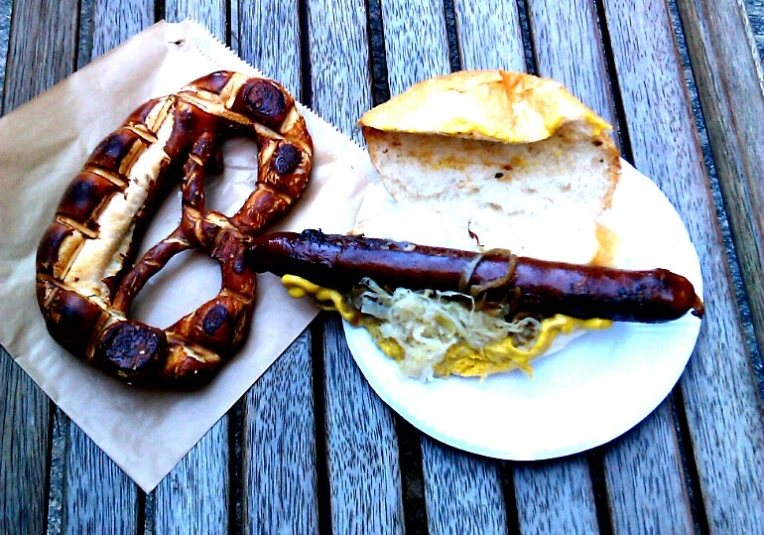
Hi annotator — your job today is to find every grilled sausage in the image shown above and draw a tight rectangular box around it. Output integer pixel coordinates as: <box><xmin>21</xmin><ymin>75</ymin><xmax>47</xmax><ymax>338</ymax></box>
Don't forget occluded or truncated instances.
<box><xmin>247</xmin><ymin>230</ymin><xmax>704</xmax><ymax>323</ymax></box>
<box><xmin>36</xmin><ymin>71</ymin><xmax>313</xmax><ymax>388</ymax></box>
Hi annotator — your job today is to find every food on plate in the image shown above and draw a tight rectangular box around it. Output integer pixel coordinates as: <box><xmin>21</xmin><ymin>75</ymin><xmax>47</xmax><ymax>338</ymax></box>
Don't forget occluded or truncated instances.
<box><xmin>251</xmin><ymin>70</ymin><xmax>703</xmax><ymax>381</ymax></box>
<box><xmin>35</xmin><ymin>70</ymin><xmax>313</xmax><ymax>388</ymax></box>
<box><xmin>357</xmin><ymin>69</ymin><xmax>621</xmax><ymax>266</ymax></box>
<box><xmin>247</xmin><ymin>230</ymin><xmax>704</xmax><ymax>380</ymax></box>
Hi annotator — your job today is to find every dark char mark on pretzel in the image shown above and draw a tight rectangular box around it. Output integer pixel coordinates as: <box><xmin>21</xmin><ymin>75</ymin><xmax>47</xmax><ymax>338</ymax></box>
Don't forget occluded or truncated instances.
<box><xmin>36</xmin><ymin>71</ymin><xmax>313</xmax><ymax>389</ymax></box>
<box><xmin>247</xmin><ymin>230</ymin><xmax>705</xmax><ymax>323</ymax></box>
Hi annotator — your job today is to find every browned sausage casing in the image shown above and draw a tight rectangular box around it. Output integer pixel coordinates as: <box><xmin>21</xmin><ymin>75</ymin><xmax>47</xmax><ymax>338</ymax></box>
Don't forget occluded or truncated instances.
<box><xmin>247</xmin><ymin>230</ymin><xmax>704</xmax><ymax>323</ymax></box>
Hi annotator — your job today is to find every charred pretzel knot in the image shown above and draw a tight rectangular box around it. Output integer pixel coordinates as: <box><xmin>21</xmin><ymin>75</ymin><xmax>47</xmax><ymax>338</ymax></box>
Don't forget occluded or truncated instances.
<box><xmin>35</xmin><ymin>71</ymin><xmax>313</xmax><ymax>388</ymax></box>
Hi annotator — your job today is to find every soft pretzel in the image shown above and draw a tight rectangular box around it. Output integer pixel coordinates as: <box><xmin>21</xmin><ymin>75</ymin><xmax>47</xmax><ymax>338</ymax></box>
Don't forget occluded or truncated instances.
<box><xmin>36</xmin><ymin>71</ymin><xmax>313</xmax><ymax>388</ymax></box>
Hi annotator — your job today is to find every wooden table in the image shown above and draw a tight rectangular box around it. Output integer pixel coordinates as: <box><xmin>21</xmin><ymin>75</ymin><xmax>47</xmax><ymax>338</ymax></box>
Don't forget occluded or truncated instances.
<box><xmin>2</xmin><ymin>1</ymin><xmax>764</xmax><ymax>533</ymax></box>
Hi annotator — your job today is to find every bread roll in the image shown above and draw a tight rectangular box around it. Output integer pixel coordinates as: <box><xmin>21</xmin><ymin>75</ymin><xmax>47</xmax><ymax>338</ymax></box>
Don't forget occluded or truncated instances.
<box><xmin>356</xmin><ymin>70</ymin><xmax>620</xmax><ymax>266</ymax></box>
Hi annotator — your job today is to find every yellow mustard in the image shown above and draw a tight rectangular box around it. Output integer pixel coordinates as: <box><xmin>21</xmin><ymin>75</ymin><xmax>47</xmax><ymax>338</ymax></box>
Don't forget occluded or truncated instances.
<box><xmin>281</xmin><ymin>274</ymin><xmax>612</xmax><ymax>378</ymax></box>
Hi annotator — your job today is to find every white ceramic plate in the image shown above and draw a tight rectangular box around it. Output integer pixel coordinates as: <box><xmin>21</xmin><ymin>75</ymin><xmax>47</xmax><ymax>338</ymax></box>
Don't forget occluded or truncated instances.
<box><xmin>342</xmin><ymin>161</ymin><xmax>704</xmax><ymax>459</ymax></box>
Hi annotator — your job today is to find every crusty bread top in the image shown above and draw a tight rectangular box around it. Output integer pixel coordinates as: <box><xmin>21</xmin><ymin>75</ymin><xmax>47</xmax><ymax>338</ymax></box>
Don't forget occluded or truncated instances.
<box><xmin>356</xmin><ymin>70</ymin><xmax>622</xmax><ymax>267</ymax></box>
<box><xmin>358</xmin><ymin>70</ymin><xmax>612</xmax><ymax>144</ymax></box>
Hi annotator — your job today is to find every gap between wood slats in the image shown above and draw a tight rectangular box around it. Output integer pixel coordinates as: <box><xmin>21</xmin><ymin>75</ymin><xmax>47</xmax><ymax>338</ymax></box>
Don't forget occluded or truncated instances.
<box><xmin>515</xmin><ymin>0</ymin><xmax>537</xmax><ymax>75</ymax></box>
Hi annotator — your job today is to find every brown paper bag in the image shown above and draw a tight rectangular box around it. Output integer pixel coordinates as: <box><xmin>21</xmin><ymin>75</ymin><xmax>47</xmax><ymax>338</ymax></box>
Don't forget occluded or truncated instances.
<box><xmin>0</xmin><ymin>20</ymin><xmax>375</xmax><ymax>491</ymax></box>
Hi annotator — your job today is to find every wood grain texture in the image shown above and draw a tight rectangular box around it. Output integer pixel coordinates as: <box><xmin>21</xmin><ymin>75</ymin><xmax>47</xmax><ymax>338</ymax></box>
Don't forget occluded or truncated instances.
<box><xmin>1</xmin><ymin>2</ymin><xmax>77</xmax><ymax>533</ymax></box>
<box><xmin>152</xmin><ymin>419</ymin><xmax>229</xmax><ymax>534</ymax></box>
<box><xmin>165</xmin><ymin>0</ymin><xmax>226</xmax><ymax>41</ymax></box>
<box><xmin>243</xmin><ymin>332</ymin><xmax>318</xmax><ymax>535</ymax></box>
<box><xmin>527</xmin><ymin>0</ymin><xmax>615</xmax><ymax>127</ymax></box>
<box><xmin>527</xmin><ymin>2</ymin><xmax>695</xmax><ymax>532</ymax></box>
<box><xmin>452</xmin><ymin>0</ymin><xmax>525</xmax><ymax>71</ymax></box>
<box><xmin>421</xmin><ymin>437</ymin><xmax>507</xmax><ymax>535</ymax></box>
<box><xmin>238</xmin><ymin>0</ymin><xmax>301</xmax><ymax>96</ymax></box>
<box><xmin>322</xmin><ymin>316</ymin><xmax>404</xmax><ymax>533</ymax></box>
<box><xmin>91</xmin><ymin>0</ymin><xmax>153</xmax><ymax>59</ymax></box>
<box><xmin>62</xmin><ymin>419</ymin><xmax>140</xmax><ymax>535</ymax></box>
<box><xmin>603</xmin><ymin>0</ymin><xmax>764</xmax><ymax>531</ymax></box>
<box><xmin>0</xmin><ymin>0</ymin><xmax>10</xmax><ymax>111</ymax></box>
<box><xmin>380</xmin><ymin>0</ymin><xmax>450</xmax><ymax>95</ymax></box>
<box><xmin>746</xmin><ymin>0</ymin><xmax>764</xmax><ymax>60</ymax></box>
<box><xmin>602</xmin><ymin>405</ymin><xmax>693</xmax><ymax>533</ymax></box>
<box><xmin>514</xmin><ymin>458</ymin><xmax>599</xmax><ymax>535</ymax></box>
<box><xmin>676</xmin><ymin>0</ymin><xmax>764</xmax><ymax>393</ymax></box>
<box><xmin>307</xmin><ymin>0</ymin><xmax>372</xmax><ymax>139</ymax></box>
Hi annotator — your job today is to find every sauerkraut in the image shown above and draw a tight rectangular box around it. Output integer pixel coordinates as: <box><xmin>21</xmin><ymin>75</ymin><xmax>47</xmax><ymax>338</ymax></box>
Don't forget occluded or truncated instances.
<box><xmin>352</xmin><ymin>278</ymin><xmax>540</xmax><ymax>381</ymax></box>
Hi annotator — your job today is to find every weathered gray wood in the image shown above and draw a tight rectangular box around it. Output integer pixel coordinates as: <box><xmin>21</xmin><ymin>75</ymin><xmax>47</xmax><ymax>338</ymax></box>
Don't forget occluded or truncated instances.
<box><xmin>0</xmin><ymin>0</ymin><xmax>11</xmax><ymax>111</ymax></box>
<box><xmin>62</xmin><ymin>420</ymin><xmax>140</xmax><ymax>534</ymax></box>
<box><xmin>237</xmin><ymin>3</ymin><xmax>319</xmax><ymax>533</ymax></box>
<box><xmin>514</xmin><ymin>458</ymin><xmax>599</xmax><ymax>535</ymax></box>
<box><xmin>91</xmin><ymin>0</ymin><xmax>153</xmax><ymax>59</ymax></box>
<box><xmin>238</xmin><ymin>0</ymin><xmax>301</xmax><ymax>95</ymax></box>
<box><xmin>603</xmin><ymin>0</ymin><xmax>764</xmax><ymax>531</ymax></box>
<box><xmin>379</xmin><ymin>3</ymin><xmax>514</xmax><ymax>532</ymax></box>
<box><xmin>380</xmin><ymin>0</ymin><xmax>450</xmax><ymax>94</ymax></box>
<box><xmin>526</xmin><ymin>2</ymin><xmax>695</xmax><ymax>532</ymax></box>
<box><xmin>452</xmin><ymin>0</ymin><xmax>525</xmax><ymax>72</ymax></box>
<box><xmin>421</xmin><ymin>437</ymin><xmax>507</xmax><ymax>535</ymax></box>
<box><xmin>323</xmin><ymin>315</ymin><xmax>404</xmax><ymax>533</ymax></box>
<box><xmin>307</xmin><ymin>0</ymin><xmax>373</xmax><ymax>139</ymax></box>
<box><xmin>165</xmin><ymin>0</ymin><xmax>226</xmax><ymax>41</ymax></box>
<box><xmin>526</xmin><ymin>0</ymin><xmax>616</xmax><ymax>130</ymax></box>
<box><xmin>746</xmin><ymin>0</ymin><xmax>764</xmax><ymax>60</ymax></box>
<box><xmin>602</xmin><ymin>407</ymin><xmax>692</xmax><ymax>533</ymax></box>
<box><xmin>307</xmin><ymin>0</ymin><xmax>405</xmax><ymax>532</ymax></box>
<box><xmin>152</xmin><ymin>420</ymin><xmax>229</xmax><ymax>534</ymax></box>
<box><xmin>243</xmin><ymin>332</ymin><xmax>318</xmax><ymax>534</ymax></box>
<box><xmin>1</xmin><ymin>2</ymin><xmax>77</xmax><ymax>533</ymax></box>
<box><xmin>676</xmin><ymin>0</ymin><xmax>764</xmax><ymax>392</ymax></box>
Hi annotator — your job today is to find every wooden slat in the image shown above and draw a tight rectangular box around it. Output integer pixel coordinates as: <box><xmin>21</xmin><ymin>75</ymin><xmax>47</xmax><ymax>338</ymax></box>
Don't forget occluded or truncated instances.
<box><xmin>747</xmin><ymin>0</ymin><xmax>764</xmax><ymax>61</ymax></box>
<box><xmin>322</xmin><ymin>315</ymin><xmax>404</xmax><ymax>532</ymax></box>
<box><xmin>676</xmin><ymin>0</ymin><xmax>764</xmax><ymax>385</ymax></box>
<box><xmin>243</xmin><ymin>332</ymin><xmax>318</xmax><ymax>534</ymax></box>
<box><xmin>378</xmin><ymin>3</ymin><xmax>514</xmax><ymax>532</ymax></box>
<box><xmin>379</xmin><ymin>0</ymin><xmax>450</xmax><ymax>93</ymax></box>
<box><xmin>237</xmin><ymin>2</ymin><xmax>319</xmax><ymax>532</ymax></box>
<box><xmin>602</xmin><ymin>0</ymin><xmax>764</xmax><ymax>531</ymax></box>
<box><xmin>62</xmin><ymin>421</ymin><xmax>140</xmax><ymax>534</ymax></box>
<box><xmin>0</xmin><ymin>0</ymin><xmax>11</xmax><ymax>111</ymax></box>
<box><xmin>152</xmin><ymin>422</ymin><xmax>229</xmax><ymax>533</ymax></box>
<box><xmin>526</xmin><ymin>2</ymin><xmax>695</xmax><ymax>532</ymax></box>
<box><xmin>238</xmin><ymin>0</ymin><xmax>301</xmax><ymax>92</ymax></box>
<box><xmin>421</xmin><ymin>438</ymin><xmax>507</xmax><ymax>535</ymax></box>
<box><xmin>166</xmin><ymin>0</ymin><xmax>226</xmax><ymax>40</ymax></box>
<box><xmin>514</xmin><ymin>459</ymin><xmax>599</xmax><ymax>534</ymax></box>
<box><xmin>92</xmin><ymin>0</ymin><xmax>153</xmax><ymax>59</ymax></box>
<box><xmin>452</xmin><ymin>0</ymin><xmax>525</xmax><ymax>72</ymax></box>
<box><xmin>307</xmin><ymin>0</ymin><xmax>405</xmax><ymax>531</ymax></box>
<box><xmin>0</xmin><ymin>2</ymin><xmax>78</xmax><ymax>533</ymax></box>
